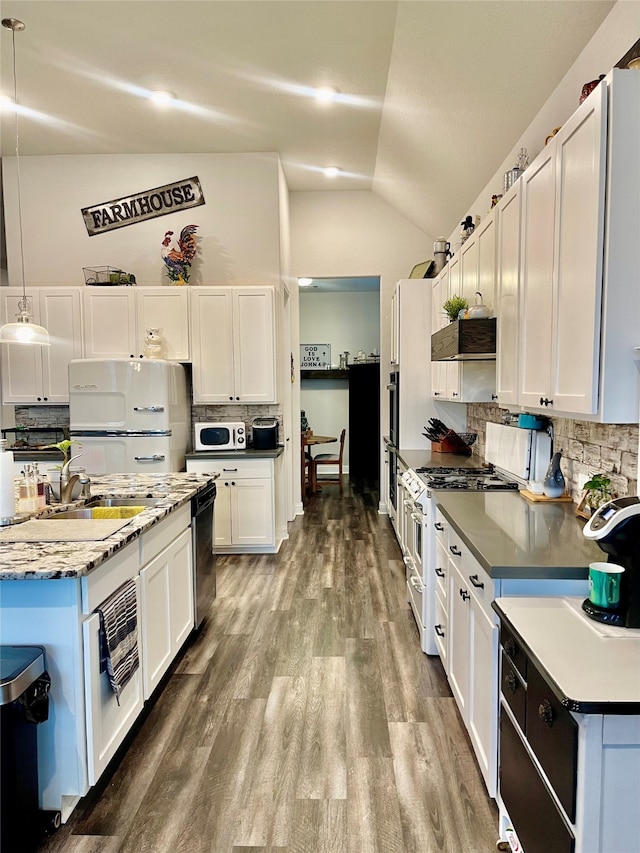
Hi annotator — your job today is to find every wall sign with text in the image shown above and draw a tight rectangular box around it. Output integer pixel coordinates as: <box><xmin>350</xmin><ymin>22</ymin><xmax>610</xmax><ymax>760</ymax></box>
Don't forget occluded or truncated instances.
<box><xmin>300</xmin><ymin>344</ymin><xmax>331</xmax><ymax>370</ymax></box>
<box><xmin>81</xmin><ymin>176</ymin><xmax>205</xmax><ymax>236</ymax></box>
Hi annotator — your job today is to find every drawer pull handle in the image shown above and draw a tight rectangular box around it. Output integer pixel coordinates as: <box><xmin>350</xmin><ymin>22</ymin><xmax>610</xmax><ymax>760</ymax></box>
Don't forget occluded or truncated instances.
<box><xmin>459</xmin><ymin>589</ymin><xmax>470</xmax><ymax>602</ymax></box>
<box><xmin>505</xmin><ymin>671</ymin><xmax>518</xmax><ymax>694</ymax></box>
<box><xmin>435</xmin><ymin>567</ymin><xmax>445</xmax><ymax>578</ymax></box>
<box><xmin>434</xmin><ymin>522</ymin><xmax>444</xmax><ymax>531</ymax></box>
<box><xmin>538</xmin><ymin>699</ymin><xmax>555</xmax><ymax>727</ymax></box>
<box><xmin>469</xmin><ymin>574</ymin><xmax>484</xmax><ymax>589</ymax></box>
<box><xmin>449</xmin><ymin>545</ymin><xmax>462</xmax><ymax>556</ymax></box>
<box><xmin>434</xmin><ymin>624</ymin><xmax>445</xmax><ymax>637</ymax></box>
<box><xmin>504</xmin><ymin>638</ymin><xmax>517</xmax><ymax>658</ymax></box>
<box><xmin>223</xmin><ymin>468</ymin><xmax>238</xmax><ymax>472</ymax></box>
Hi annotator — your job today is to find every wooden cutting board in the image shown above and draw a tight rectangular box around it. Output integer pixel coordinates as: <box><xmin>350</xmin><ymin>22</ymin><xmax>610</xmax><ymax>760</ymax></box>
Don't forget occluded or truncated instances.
<box><xmin>520</xmin><ymin>489</ymin><xmax>573</xmax><ymax>503</ymax></box>
<box><xmin>0</xmin><ymin>518</ymin><xmax>133</xmax><ymax>542</ymax></box>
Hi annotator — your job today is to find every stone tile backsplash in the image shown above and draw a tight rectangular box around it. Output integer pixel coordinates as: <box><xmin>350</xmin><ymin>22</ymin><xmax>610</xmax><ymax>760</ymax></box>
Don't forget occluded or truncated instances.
<box><xmin>467</xmin><ymin>403</ymin><xmax>638</xmax><ymax>501</ymax></box>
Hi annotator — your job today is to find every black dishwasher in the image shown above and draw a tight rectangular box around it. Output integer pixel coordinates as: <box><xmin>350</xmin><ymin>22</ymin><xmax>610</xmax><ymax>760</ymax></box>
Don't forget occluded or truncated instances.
<box><xmin>192</xmin><ymin>482</ymin><xmax>216</xmax><ymax>628</ymax></box>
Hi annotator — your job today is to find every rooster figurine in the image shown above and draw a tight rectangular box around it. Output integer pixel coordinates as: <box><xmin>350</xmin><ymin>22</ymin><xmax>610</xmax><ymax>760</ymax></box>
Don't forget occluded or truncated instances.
<box><xmin>161</xmin><ymin>224</ymin><xmax>198</xmax><ymax>284</ymax></box>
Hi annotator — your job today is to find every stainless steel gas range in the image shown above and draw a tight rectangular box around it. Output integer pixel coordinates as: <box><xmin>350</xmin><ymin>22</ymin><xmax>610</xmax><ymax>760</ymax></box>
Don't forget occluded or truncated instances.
<box><xmin>398</xmin><ymin>464</ymin><xmax>519</xmax><ymax>655</ymax></box>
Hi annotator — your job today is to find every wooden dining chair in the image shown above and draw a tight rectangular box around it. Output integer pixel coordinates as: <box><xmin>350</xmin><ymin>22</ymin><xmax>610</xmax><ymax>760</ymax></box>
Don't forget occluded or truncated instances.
<box><xmin>301</xmin><ymin>433</ymin><xmax>315</xmax><ymax>497</ymax></box>
<box><xmin>312</xmin><ymin>428</ymin><xmax>346</xmax><ymax>492</ymax></box>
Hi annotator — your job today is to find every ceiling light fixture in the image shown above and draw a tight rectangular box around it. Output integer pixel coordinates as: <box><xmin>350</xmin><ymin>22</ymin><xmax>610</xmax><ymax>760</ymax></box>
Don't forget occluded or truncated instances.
<box><xmin>323</xmin><ymin>167</ymin><xmax>340</xmax><ymax>179</ymax></box>
<box><xmin>0</xmin><ymin>18</ymin><xmax>50</xmax><ymax>347</ymax></box>
<box><xmin>315</xmin><ymin>86</ymin><xmax>336</xmax><ymax>103</ymax></box>
<box><xmin>150</xmin><ymin>90</ymin><xmax>174</xmax><ymax>107</ymax></box>
<box><xmin>298</xmin><ymin>277</ymin><xmax>313</xmax><ymax>286</ymax></box>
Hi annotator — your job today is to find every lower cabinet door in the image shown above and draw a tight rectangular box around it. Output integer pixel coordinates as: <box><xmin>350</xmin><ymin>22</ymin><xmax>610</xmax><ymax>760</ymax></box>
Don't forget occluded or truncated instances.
<box><xmin>82</xmin><ymin>577</ymin><xmax>144</xmax><ymax>785</ymax></box>
<box><xmin>213</xmin><ymin>480</ymin><xmax>233</xmax><ymax>547</ymax></box>
<box><xmin>169</xmin><ymin>528</ymin><xmax>195</xmax><ymax>652</ymax></box>
<box><xmin>233</xmin><ymin>478</ymin><xmax>274</xmax><ymax>546</ymax></box>
<box><xmin>448</xmin><ymin>561</ymin><xmax>471</xmax><ymax>723</ymax></box>
<box><xmin>468</xmin><ymin>601</ymin><xmax>499</xmax><ymax>797</ymax></box>
<box><xmin>500</xmin><ymin>707</ymin><xmax>575</xmax><ymax>853</ymax></box>
<box><xmin>140</xmin><ymin>551</ymin><xmax>172</xmax><ymax>699</ymax></box>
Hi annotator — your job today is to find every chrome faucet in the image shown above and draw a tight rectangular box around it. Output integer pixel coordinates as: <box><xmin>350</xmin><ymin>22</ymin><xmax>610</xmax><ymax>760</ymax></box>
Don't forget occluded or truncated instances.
<box><xmin>59</xmin><ymin>453</ymin><xmax>83</xmax><ymax>504</ymax></box>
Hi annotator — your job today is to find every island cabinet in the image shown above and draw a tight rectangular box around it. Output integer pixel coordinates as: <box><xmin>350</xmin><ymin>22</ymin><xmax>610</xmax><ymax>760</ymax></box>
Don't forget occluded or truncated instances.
<box><xmin>0</xmin><ymin>287</ymin><xmax>83</xmax><ymax>403</ymax></box>
<box><xmin>0</xmin><ymin>503</ymin><xmax>193</xmax><ymax>820</ymax></box>
<box><xmin>82</xmin><ymin>286</ymin><xmax>190</xmax><ymax>361</ymax></box>
<box><xmin>517</xmin><ymin>70</ymin><xmax>640</xmax><ymax>422</ymax></box>
<box><xmin>190</xmin><ymin>286</ymin><xmax>277</xmax><ymax>404</ymax></box>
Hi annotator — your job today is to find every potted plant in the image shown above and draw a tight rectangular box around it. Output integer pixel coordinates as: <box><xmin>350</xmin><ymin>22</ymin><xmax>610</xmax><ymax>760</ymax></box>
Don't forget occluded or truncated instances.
<box><xmin>44</xmin><ymin>440</ymin><xmax>84</xmax><ymax>501</ymax></box>
<box><xmin>576</xmin><ymin>472</ymin><xmax>615</xmax><ymax>519</ymax></box>
<box><xmin>443</xmin><ymin>294</ymin><xmax>469</xmax><ymax>322</ymax></box>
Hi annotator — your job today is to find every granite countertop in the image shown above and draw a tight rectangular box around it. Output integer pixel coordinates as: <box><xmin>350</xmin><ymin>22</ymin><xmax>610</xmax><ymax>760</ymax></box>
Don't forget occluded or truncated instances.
<box><xmin>185</xmin><ymin>446</ymin><xmax>284</xmax><ymax>460</ymax></box>
<box><xmin>0</xmin><ymin>473</ymin><xmax>215</xmax><ymax>581</ymax></box>
<box><xmin>435</xmin><ymin>491</ymin><xmax>601</xmax><ymax>579</ymax></box>
<box><xmin>494</xmin><ymin>597</ymin><xmax>640</xmax><ymax>712</ymax></box>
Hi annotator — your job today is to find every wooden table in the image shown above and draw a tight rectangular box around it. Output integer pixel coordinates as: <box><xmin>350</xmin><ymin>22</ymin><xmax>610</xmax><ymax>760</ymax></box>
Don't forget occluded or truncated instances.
<box><xmin>301</xmin><ymin>434</ymin><xmax>337</xmax><ymax>495</ymax></box>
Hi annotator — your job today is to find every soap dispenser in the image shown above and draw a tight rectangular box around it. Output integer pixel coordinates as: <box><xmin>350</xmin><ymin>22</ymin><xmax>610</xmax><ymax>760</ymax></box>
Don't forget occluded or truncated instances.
<box><xmin>543</xmin><ymin>450</ymin><xmax>566</xmax><ymax>498</ymax></box>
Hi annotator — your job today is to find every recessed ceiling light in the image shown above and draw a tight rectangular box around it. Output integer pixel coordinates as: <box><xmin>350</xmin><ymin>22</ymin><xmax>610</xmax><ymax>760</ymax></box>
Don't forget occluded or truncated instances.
<box><xmin>150</xmin><ymin>90</ymin><xmax>174</xmax><ymax>107</ymax></box>
<box><xmin>323</xmin><ymin>167</ymin><xmax>340</xmax><ymax>178</ymax></box>
<box><xmin>298</xmin><ymin>277</ymin><xmax>313</xmax><ymax>286</ymax></box>
<box><xmin>315</xmin><ymin>86</ymin><xmax>336</xmax><ymax>103</ymax></box>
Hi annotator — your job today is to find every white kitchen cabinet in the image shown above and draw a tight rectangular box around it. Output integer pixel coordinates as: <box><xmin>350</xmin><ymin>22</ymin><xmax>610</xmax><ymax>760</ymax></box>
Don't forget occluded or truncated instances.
<box><xmin>430</xmin><ymin>274</ymin><xmax>448</xmax><ymax>400</ymax></box>
<box><xmin>190</xmin><ymin>286</ymin><xmax>276</xmax><ymax>404</ymax></box>
<box><xmin>495</xmin><ymin>184</ymin><xmax>522</xmax><ymax>405</ymax></box>
<box><xmin>516</xmin><ymin>72</ymin><xmax>639</xmax><ymax>422</ymax></box>
<box><xmin>140</xmin><ymin>527</ymin><xmax>193</xmax><ymax>698</ymax></box>
<box><xmin>1</xmin><ymin>287</ymin><xmax>83</xmax><ymax>403</ymax></box>
<box><xmin>447</xmin><ymin>556</ymin><xmax>471</xmax><ymax>721</ymax></box>
<box><xmin>186</xmin><ymin>457</ymin><xmax>277</xmax><ymax>552</ymax></box>
<box><xmin>82</xmin><ymin>287</ymin><xmax>190</xmax><ymax>360</ymax></box>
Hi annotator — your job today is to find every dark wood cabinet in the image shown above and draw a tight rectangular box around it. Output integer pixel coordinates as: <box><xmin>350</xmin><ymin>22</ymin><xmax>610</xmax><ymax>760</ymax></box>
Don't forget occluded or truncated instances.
<box><xmin>348</xmin><ymin>363</ymin><xmax>379</xmax><ymax>485</ymax></box>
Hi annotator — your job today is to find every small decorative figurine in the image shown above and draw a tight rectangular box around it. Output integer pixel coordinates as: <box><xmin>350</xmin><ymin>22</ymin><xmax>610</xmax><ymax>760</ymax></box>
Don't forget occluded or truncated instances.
<box><xmin>144</xmin><ymin>328</ymin><xmax>164</xmax><ymax>359</ymax></box>
<box><xmin>579</xmin><ymin>75</ymin><xmax>605</xmax><ymax>105</ymax></box>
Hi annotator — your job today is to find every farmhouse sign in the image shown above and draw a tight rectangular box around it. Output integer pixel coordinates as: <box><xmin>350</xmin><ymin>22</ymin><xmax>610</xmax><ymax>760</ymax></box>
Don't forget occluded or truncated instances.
<box><xmin>300</xmin><ymin>344</ymin><xmax>331</xmax><ymax>370</ymax></box>
<box><xmin>81</xmin><ymin>176</ymin><xmax>205</xmax><ymax>236</ymax></box>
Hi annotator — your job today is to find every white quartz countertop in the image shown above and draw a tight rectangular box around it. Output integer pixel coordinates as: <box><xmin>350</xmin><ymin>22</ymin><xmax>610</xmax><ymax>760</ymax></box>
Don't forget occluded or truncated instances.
<box><xmin>0</xmin><ymin>473</ymin><xmax>214</xmax><ymax>581</ymax></box>
<box><xmin>494</xmin><ymin>597</ymin><xmax>640</xmax><ymax>711</ymax></box>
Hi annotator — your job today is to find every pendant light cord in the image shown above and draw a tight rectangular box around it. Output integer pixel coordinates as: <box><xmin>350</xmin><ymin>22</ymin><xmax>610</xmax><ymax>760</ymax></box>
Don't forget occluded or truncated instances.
<box><xmin>9</xmin><ymin>22</ymin><xmax>28</xmax><ymax>304</ymax></box>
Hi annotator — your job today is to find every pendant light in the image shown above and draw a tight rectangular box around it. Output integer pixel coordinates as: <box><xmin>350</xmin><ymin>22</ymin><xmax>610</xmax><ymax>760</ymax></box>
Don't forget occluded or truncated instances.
<box><xmin>0</xmin><ymin>18</ymin><xmax>50</xmax><ymax>347</ymax></box>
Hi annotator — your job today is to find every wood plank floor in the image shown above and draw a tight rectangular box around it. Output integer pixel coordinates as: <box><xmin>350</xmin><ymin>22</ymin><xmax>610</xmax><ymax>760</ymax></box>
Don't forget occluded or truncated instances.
<box><xmin>36</xmin><ymin>478</ymin><xmax>498</xmax><ymax>853</ymax></box>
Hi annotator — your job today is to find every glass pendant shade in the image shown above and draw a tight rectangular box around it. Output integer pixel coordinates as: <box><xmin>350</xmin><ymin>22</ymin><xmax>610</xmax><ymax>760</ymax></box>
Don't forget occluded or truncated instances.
<box><xmin>0</xmin><ymin>18</ymin><xmax>50</xmax><ymax>348</ymax></box>
<box><xmin>0</xmin><ymin>297</ymin><xmax>50</xmax><ymax>346</ymax></box>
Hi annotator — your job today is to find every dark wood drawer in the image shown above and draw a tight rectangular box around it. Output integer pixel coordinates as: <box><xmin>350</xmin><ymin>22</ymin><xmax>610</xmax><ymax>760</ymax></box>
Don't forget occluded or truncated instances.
<box><xmin>500</xmin><ymin>623</ymin><xmax>528</xmax><ymax>680</ymax></box>
<box><xmin>526</xmin><ymin>663</ymin><xmax>578</xmax><ymax>822</ymax></box>
<box><xmin>501</xmin><ymin>655</ymin><xmax>526</xmax><ymax>730</ymax></box>
<box><xmin>500</xmin><ymin>708</ymin><xmax>575</xmax><ymax>853</ymax></box>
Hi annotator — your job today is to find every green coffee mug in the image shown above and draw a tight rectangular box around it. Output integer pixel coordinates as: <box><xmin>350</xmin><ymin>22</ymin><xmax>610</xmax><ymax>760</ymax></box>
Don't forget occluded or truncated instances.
<box><xmin>588</xmin><ymin>562</ymin><xmax>624</xmax><ymax>609</ymax></box>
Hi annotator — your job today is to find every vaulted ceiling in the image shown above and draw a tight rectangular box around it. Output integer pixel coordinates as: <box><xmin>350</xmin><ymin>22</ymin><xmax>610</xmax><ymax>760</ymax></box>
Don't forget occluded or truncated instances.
<box><xmin>0</xmin><ymin>1</ymin><xmax>616</xmax><ymax>238</ymax></box>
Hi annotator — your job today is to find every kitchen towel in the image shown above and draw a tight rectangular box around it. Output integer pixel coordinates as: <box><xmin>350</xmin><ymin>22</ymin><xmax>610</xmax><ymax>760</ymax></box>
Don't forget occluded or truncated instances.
<box><xmin>96</xmin><ymin>579</ymin><xmax>139</xmax><ymax>705</ymax></box>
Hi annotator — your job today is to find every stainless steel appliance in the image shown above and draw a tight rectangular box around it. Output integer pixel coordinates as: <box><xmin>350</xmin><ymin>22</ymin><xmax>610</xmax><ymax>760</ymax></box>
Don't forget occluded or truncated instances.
<box><xmin>387</xmin><ymin>371</ymin><xmax>399</xmax><ymax>448</ymax></box>
<box><xmin>192</xmin><ymin>482</ymin><xmax>216</xmax><ymax>629</ymax></box>
<box><xmin>251</xmin><ymin>417</ymin><xmax>278</xmax><ymax>450</ymax></box>
<box><xmin>583</xmin><ymin>496</ymin><xmax>640</xmax><ymax>627</ymax></box>
<box><xmin>69</xmin><ymin>359</ymin><xmax>189</xmax><ymax>474</ymax></box>
<box><xmin>194</xmin><ymin>422</ymin><xmax>246</xmax><ymax>452</ymax></box>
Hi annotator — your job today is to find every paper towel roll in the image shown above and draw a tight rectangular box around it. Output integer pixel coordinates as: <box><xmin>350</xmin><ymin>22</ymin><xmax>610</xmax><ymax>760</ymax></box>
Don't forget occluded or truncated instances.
<box><xmin>0</xmin><ymin>444</ymin><xmax>16</xmax><ymax>520</ymax></box>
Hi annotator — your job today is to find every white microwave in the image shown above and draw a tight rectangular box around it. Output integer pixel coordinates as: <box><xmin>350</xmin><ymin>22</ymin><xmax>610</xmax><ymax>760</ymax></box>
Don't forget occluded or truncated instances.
<box><xmin>194</xmin><ymin>422</ymin><xmax>246</xmax><ymax>451</ymax></box>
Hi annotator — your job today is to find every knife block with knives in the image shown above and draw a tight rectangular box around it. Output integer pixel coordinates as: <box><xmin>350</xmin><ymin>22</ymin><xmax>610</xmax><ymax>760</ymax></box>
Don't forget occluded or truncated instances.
<box><xmin>423</xmin><ymin>418</ymin><xmax>476</xmax><ymax>455</ymax></box>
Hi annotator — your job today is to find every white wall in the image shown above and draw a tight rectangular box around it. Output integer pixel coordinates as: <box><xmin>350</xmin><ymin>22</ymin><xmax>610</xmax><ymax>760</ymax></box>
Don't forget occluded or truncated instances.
<box><xmin>299</xmin><ymin>289</ymin><xmax>380</xmax><ymax>469</ymax></box>
<box><xmin>2</xmin><ymin>153</ymin><xmax>283</xmax><ymax>286</ymax></box>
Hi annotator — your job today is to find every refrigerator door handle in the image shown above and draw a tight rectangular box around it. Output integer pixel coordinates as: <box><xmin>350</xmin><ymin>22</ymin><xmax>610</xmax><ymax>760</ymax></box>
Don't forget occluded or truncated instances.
<box><xmin>133</xmin><ymin>406</ymin><xmax>165</xmax><ymax>412</ymax></box>
<box><xmin>134</xmin><ymin>454</ymin><xmax>166</xmax><ymax>462</ymax></box>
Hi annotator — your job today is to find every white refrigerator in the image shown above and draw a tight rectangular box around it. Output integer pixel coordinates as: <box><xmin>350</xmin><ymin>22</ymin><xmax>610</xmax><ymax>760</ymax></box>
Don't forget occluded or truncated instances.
<box><xmin>69</xmin><ymin>359</ymin><xmax>189</xmax><ymax>474</ymax></box>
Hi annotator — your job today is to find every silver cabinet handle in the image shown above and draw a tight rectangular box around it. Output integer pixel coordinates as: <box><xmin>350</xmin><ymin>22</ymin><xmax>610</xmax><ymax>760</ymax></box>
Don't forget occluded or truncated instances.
<box><xmin>411</xmin><ymin>512</ymin><xmax>423</xmax><ymax>522</ymax></box>
<box><xmin>133</xmin><ymin>406</ymin><xmax>165</xmax><ymax>412</ymax></box>
<box><xmin>409</xmin><ymin>575</ymin><xmax>424</xmax><ymax>592</ymax></box>
<box><xmin>134</xmin><ymin>454</ymin><xmax>165</xmax><ymax>462</ymax></box>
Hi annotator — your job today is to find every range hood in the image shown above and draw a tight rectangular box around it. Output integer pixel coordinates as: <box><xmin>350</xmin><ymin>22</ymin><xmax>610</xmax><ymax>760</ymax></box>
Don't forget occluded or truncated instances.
<box><xmin>431</xmin><ymin>318</ymin><xmax>496</xmax><ymax>361</ymax></box>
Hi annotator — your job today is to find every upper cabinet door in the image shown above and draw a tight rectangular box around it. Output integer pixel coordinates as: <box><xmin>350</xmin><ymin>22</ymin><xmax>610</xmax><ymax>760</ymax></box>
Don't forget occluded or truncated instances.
<box><xmin>39</xmin><ymin>288</ymin><xmax>84</xmax><ymax>403</ymax></box>
<box><xmin>496</xmin><ymin>186</ymin><xmax>522</xmax><ymax>405</ymax></box>
<box><xmin>232</xmin><ymin>288</ymin><xmax>276</xmax><ymax>403</ymax></box>
<box><xmin>83</xmin><ymin>288</ymin><xmax>137</xmax><ymax>359</ymax></box>
<box><xmin>551</xmin><ymin>83</ymin><xmax>606</xmax><ymax>415</ymax></box>
<box><xmin>136</xmin><ymin>288</ymin><xmax>190</xmax><ymax>361</ymax></box>
<box><xmin>518</xmin><ymin>144</ymin><xmax>556</xmax><ymax>409</ymax></box>
<box><xmin>0</xmin><ymin>289</ymin><xmax>43</xmax><ymax>402</ymax></box>
<box><xmin>190</xmin><ymin>288</ymin><xmax>235</xmax><ymax>403</ymax></box>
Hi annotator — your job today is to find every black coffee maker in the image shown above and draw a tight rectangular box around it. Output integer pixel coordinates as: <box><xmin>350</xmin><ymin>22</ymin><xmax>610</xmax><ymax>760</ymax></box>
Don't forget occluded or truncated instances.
<box><xmin>583</xmin><ymin>496</ymin><xmax>640</xmax><ymax>627</ymax></box>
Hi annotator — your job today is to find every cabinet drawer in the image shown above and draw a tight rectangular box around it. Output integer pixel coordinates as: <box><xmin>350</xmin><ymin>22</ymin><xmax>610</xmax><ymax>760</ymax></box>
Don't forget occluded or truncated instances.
<box><xmin>462</xmin><ymin>552</ymin><xmax>495</xmax><ymax>621</ymax></box>
<box><xmin>81</xmin><ymin>541</ymin><xmax>139</xmax><ymax>614</ymax></box>
<box><xmin>433</xmin><ymin>508</ymin><xmax>448</xmax><ymax>547</ymax></box>
<box><xmin>500</xmin><ymin>708</ymin><xmax>575</xmax><ymax>853</ymax></box>
<box><xmin>434</xmin><ymin>591</ymin><xmax>448</xmax><ymax>670</ymax></box>
<box><xmin>526</xmin><ymin>662</ymin><xmax>578</xmax><ymax>822</ymax></box>
<box><xmin>501</xmin><ymin>652</ymin><xmax>526</xmax><ymax>731</ymax></box>
<box><xmin>139</xmin><ymin>504</ymin><xmax>190</xmax><ymax>565</ymax></box>
<box><xmin>500</xmin><ymin>623</ymin><xmax>528</xmax><ymax>681</ymax></box>
<box><xmin>187</xmin><ymin>458</ymin><xmax>272</xmax><ymax>479</ymax></box>
<box><xmin>434</xmin><ymin>536</ymin><xmax>448</xmax><ymax>601</ymax></box>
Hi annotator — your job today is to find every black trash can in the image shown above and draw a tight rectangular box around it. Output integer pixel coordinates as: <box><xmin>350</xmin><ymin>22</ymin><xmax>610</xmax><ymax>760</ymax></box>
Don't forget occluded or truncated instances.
<box><xmin>0</xmin><ymin>646</ymin><xmax>51</xmax><ymax>853</ymax></box>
